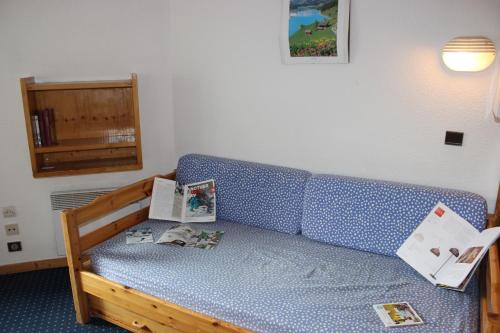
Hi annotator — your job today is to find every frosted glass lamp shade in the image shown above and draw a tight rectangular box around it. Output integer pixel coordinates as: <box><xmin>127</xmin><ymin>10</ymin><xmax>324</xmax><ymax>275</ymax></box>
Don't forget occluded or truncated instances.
<box><xmin>442</xmin><ymin>37</ymin><xmax>496</xmax><ymax>72</ymax></box>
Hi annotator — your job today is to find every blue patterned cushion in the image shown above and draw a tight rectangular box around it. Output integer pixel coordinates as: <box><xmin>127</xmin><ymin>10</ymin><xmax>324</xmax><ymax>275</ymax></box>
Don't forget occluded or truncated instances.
<box><xmin>302</xmin><ymin>174</ymin><xmax>488</xmax><ymax>256</ymax></box>
<box><xmin>176</xmin><ymin>154</ymin><xmax>311</xmax><ymax>234</ymax></box>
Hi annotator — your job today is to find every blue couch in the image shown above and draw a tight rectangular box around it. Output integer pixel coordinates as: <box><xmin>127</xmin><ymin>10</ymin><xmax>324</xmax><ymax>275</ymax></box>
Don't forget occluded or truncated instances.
<box><xmin>91</xmin><ymin>154</ymin><xmax>488</xmax><ymax>333</ymax></box>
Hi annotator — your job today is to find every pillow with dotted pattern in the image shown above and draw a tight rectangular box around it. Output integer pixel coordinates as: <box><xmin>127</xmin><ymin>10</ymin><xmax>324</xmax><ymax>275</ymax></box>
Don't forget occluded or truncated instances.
<box><xmin>302</xmin><ymin>174</ymin><xmax>488</xmax><ymax>257</ymax></box>
<box><xmin>176</xmin><ymin>154</ymin><xmax>312</xmax><ymax>234</ymax></box>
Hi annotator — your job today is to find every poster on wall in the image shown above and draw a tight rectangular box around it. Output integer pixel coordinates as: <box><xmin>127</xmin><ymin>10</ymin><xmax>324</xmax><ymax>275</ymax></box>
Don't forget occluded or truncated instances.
<box><xmin>281</xmin><ymin>0</ymin><xmax>350</xmax><ymax>64</ymax></box>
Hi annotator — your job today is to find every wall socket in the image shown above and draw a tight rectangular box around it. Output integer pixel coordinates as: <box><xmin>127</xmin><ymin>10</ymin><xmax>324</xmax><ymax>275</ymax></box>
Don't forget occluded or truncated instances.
<box><xmin>7</xmin><ymin>241</ymin><xmax>22</xmax><ymax>252</ymax></box>
<box><xmin>4</xmin><ymin>224</ymin><xmax>19</xmax><ymax>236</ymax></box>
<box><xmin>2</xmin><ymin>206</ymin><xmax>17</xmax><ymax>218</ymax></box>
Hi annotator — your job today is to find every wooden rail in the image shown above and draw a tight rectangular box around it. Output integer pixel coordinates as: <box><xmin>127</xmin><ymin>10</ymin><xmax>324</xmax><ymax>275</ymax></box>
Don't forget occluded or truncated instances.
<box><xmin>482</xmin><ymin>185</ymin><xmax>500</xmax><ymax>333</ymax></box>
<box><xmin>81</xmin><ymin>272</ymin><xmax>248</xmax><ymax>333</ymax></box>
<box><xmin>490</xmin><ymin>186</ymin><xmax>500</xmax><ymax>317</ymax></box>
<box><xmin>71</xmin><ymin>171</ymin><xmax>174</xmax><ymax>227</ymax></box>
<box><xmin>79</xmin><ymin>207</ymin><xmax>150</xmax><ymax>252</ymax></box>
<box><xmin>61</xmin><ymin>171</ymin><xmax>175</xmax><ymax>324</ymax></box>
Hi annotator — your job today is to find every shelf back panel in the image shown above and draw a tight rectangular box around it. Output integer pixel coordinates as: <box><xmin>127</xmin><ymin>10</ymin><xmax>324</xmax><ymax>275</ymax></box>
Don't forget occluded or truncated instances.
<box><xmin>31</xmin><ymin>88</ymin><xmax>135</xmax><ymax>141</ymax></box>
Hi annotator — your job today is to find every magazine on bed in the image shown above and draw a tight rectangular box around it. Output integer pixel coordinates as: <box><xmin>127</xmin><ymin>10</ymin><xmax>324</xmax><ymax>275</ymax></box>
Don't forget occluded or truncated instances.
<box><xmin>397</xmin><ymin>202</ymin><xmax>500</xmax><ymax>292</ymax></box>
<box><xmin>156</xmin><ymin>225</ymin><xmax>224</xmax><ymax>250</ymax></box>
<box><xmin>126</xmin><ymin>227</ymin><xmax>154</xmax><ymax>244</ymax></box>
<box><xmin>373</xmin><ymin>302</ymin><xmax>424</xmax><ymax>327</ymax></box>
<box><xmin>149</xmin><ymin>177</ymin><xmax>216</xmax><ymax>223</ymax></box>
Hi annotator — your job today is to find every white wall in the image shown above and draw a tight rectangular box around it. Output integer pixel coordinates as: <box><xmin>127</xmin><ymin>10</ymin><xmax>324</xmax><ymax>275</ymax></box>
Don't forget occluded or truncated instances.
<box><xmin>0</xmin><ymin>0</ymin><xmax>176</xmax><ymax>265</ymax></box>
<box><xmin>171</xmin><ymin>0</ymin><xmax>500</xmax><ymax>211</ymax></box>
<box><xmin>1</xmin><ymin>0</ymin><xmax>500</xmax><ymax>267</ymax></box>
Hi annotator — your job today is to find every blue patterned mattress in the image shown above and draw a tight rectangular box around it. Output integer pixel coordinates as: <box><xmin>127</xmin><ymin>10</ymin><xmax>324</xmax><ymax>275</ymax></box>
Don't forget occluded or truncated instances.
<box><xmin>90</xmin><ymin>220</ymin><xmax>479</xmax><ymax>333</ymax></box>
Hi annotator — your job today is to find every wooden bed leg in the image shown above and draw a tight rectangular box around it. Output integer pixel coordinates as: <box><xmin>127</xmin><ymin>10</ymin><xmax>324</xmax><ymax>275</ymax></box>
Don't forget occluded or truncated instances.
<box><xmin>61</xmin><ymin>211</ymin><xmax>90</xmax><ymax>324</ymax></box>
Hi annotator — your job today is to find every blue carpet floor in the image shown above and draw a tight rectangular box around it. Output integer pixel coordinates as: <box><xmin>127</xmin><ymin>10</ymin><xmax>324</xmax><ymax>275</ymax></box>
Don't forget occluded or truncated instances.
<box><xmin>0</xmin><ymin>268</ymin><xmax>126</xmax><ymax>333</ymax></box>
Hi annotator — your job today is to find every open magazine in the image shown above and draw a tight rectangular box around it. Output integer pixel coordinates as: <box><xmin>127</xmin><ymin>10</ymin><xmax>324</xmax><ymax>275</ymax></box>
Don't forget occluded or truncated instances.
<box><xmin>156</xmin><ymin>225</ymin><xmax>224</xmax><ymax>250</ymax></box>
<box><xmin>149</xmin><ymin>178</ymin><xmax>216</xmax><ymax>223</ymax></box>
<box><xmin>397</xmin><ymin>202</ymin><xmax>500</xmax><ymax>291</ymax></box>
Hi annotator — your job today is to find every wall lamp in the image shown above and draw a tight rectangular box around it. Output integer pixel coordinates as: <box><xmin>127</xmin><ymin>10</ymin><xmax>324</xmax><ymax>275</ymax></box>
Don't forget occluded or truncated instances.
<box><xmin>442</xmin><ymin>36</ymin><xmax>499</xmax><ymax>122</ymax></box>
<box><xmin>442</xmin><ymin>36</ymin><xmax>496</xmax><ymax>72</ymax></box>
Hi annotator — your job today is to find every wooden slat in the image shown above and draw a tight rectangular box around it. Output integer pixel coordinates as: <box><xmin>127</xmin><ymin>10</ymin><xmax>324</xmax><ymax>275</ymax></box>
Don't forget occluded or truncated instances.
<box><xmin>70</xmin><ymin>171</ymin><xmax>175</xmax><ymax>226</ymax></box>
<box><xmin>489</xmin><ymin>246</ymin><xmax>500</xmax><ymax>316</ymax></box>
<box><xmin>89</xmin><ymin>295</ymin><xmax>184</xmax><ymax>333</ymax></box>
<box><xmin>34</xmin><ymin>140</ymin><xmax>136</xmax><ymax>153</ymax></box>
<box><xmin>482</xmin><ymin>264</ymin><xmax>500</xmax><ymax>332</ymax></box>
<box><xmin>27</xmin><ymin>80</ymin><xmax>132</xmax><ymax>91</ymax></box>
<box><xmin>482</xmin><ymin>267</ymin><xmax>495</xmax><ymax>333</ymax></box>
<box><xmin>35</xmin><ymin>162</ymin><xmax>141</xmax><ymax>178</ymax></box>
<box><xmin>20</xmin><ymin>77</ymin><xmax>38</xmax><ymax>177</ymax></box>
<box><xmin>81</xmin><ymin>272</ymin><xmax>250</xmax><ymax>333</ymax></box>
<box><xmin>131</xmin><ymin>73</ymin><xmax>143</xmax><ymax>170</ymax></box>
<box><xmin>0</xmin><ymin>257</ymin><xmax>67</xmax><ymax>275</ymax></box>
<box><xmin>481</xmin><ymin>215</ymin><xmax>500</xmax><ymax>333</ymax></box>
<box><xmin>495</xmin><ymin>186</ymin><xmax>500</xmax><ymax>227</ymax></box>
<box><xmin>73</xmin><ymin>176</ymin><xmax>154</xmax><ymax>225</ymax></box>
<box><xmin>80</xmin><ymin>207</ymin><xmax>149</xmax><ymax>252</ymax></box>
<box><xmin>61</xmin><ymin>211</ymin><xmax>90</xmax><ymax>323</ymax></box>
<box><xmin>488</xmin><ymin>215</ymin><xmax>500</xmax><ymax>316</ymax></box>
<box><xmin>41</xmin><ymin>149</ymin><xmax>137</xmax><ymax>164</ymax></box>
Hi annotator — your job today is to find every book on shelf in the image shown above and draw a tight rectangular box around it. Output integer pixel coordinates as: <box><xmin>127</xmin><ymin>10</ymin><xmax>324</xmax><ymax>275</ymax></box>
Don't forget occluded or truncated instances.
<box><xmin>30</xmin><ymin>113</ymin><xmax>42</xmax><ymax>147</ymax></box>
<box><xmin>41</xmin><ymin>108</ymin><xmax>50</xmax><ymax>146</ymax></box>
<box><xmin>149</xmin><ymin>177</ymin><xmax>216</xmax><ymax>223</ymax></box>
<box><xmin>397</xmin><ymin>202</ymin><xmax>500</xmax><ymax>292</ymax></box>
<box><xmin>48</xmin><ymin>108</ymin><xmax>57</xmax><ymax>145</ymax></box>
<box><xmin>33</xmin><ymin>108</ymin><xmax>57</xmax><ymax>147</ymax></box>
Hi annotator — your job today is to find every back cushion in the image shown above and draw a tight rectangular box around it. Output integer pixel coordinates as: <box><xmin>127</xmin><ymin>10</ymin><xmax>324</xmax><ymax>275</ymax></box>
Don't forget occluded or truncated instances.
<box><xmin>176</xmin><ymin>154</ymin><xmax>311</xmax><ymax>234</ymax></box>
<box><xmin>302</xmin><ymin>174</ymin><xmax>488</xmax><ymax>256</ymax></box>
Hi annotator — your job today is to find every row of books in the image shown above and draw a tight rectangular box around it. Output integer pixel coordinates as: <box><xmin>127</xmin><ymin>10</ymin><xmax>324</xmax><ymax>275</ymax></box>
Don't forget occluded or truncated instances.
<box><xmin>31</xmin><ymin>109</ymin><xmax>57</xmax><ymax>147</ymax></box>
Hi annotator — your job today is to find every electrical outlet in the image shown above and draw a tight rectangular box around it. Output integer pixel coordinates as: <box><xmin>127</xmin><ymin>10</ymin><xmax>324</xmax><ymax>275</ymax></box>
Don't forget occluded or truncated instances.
<box><xmin>4</xmin><ymin>224</ymin><xmax>19</xmax><ymax>236</ymax></box>
<box><xmin>2</xmin><ymin>206</ymin><xmax>17</xmax><ymax>218</ymax></box>
<box><xmin>7</xmin><ymin>241</ymin><xmax>22</xmax><ymax>252</ymax></box>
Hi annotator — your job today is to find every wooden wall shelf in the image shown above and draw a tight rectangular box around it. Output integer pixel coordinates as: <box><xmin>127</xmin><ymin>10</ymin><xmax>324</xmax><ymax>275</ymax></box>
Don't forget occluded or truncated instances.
<box><xmin>20</xmin><ymin>74</ymin><xmax>143</xmax><ymax>177</ymax></box>
<box><xmin>26</xmin><ymin>79</ymin><xmax>133</xmax><ymax>91</ymax></box>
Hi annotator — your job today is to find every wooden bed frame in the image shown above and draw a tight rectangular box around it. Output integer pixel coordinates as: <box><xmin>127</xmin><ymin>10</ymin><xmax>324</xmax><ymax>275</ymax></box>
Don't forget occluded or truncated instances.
<box><xmin>61</xmin><ymin>173</ymin><xmax>500</xmax><ymax>333</ymax></box>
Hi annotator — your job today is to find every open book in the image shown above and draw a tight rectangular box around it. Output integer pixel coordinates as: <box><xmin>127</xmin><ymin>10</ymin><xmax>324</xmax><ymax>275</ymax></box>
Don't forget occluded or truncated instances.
<box><xmin>149</xmin><ymin>178</ymin><xmax>216</xmax><ymax>223</ymax></box>
<box><xmin>397</xmin><ymin>202</ymin><xmax>500</xmax><ymax>291</ymax></box>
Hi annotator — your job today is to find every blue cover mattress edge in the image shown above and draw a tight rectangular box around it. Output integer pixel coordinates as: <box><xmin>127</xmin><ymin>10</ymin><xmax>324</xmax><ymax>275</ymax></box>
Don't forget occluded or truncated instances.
<box><xmin>90</xmin><ymin>219</ymin><xmax>479</xmax><ymax>333</ymax></box>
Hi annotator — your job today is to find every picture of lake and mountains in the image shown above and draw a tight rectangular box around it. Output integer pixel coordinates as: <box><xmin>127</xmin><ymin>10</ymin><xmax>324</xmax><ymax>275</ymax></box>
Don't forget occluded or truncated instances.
<box><xmin>288</xmin><ymin>0</ymin><xmax>338</xmax><ymax>57</ymax></box>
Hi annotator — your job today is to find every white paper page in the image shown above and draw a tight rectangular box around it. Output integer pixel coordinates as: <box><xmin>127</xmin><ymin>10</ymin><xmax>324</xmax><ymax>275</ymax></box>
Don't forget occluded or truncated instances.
<box><xmin>183</xmin><ymin>179</ymin><xmax>216</xmax><ymax>223</ymax></box>
<box><xmin>156</xmin><ymin>225</ymin><xmax>196</xmax><ymax>245</ymax></box>
<box><xmin>148</xmin><ymin>178</ymin><xmax>182</xmax><ymax>221</ymax></box>
<box><xmin>396</xmin><ymin>202</ymin><xmax>479</xmax><ymax>284</ymax></box>
<box><xmin>436</xmin><ymin>226</ymin><xmax>500</xmax><ymax>288</ymax></box>
<box><xmin>171</xmin><ymin>183</ymin><xmax>184</xmax><ymax>220</ymax></box>
<box><xmin>125</xmin><ymin>228</ymin><xmax>154</xmax><ymax>244</ymax></box>
<box><xmin>437</xmin><ymin>260</ymin><xmax>480</xmax><ymax>292</ymax></box>
<box><xmin>180</xmin><ymin>184</ymin><xmax>187</xmax><ymax>222</ymax></box>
